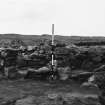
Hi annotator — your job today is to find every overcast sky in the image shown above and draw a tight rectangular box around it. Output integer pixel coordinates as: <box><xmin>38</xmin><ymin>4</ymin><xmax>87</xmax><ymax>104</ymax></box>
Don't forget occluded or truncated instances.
<box><xmin>0</xmin><ymin>0</ymin><xmax>105</xmax><ymax>36</ymax></box>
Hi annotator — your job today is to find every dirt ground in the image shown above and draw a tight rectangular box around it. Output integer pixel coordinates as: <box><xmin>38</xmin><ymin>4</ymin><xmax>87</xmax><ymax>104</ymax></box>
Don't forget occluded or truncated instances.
<box><xmin>0</xmin><ymin>79</ymin><xmax>101</xmax><ymax>105</ymax></box>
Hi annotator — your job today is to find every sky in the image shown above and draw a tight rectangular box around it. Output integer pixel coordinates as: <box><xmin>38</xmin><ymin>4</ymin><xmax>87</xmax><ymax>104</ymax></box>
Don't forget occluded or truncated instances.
<box><xmin>0</xmin><ymin>0</ymin><xmax>105</xmax><ymax>36</ymax></box>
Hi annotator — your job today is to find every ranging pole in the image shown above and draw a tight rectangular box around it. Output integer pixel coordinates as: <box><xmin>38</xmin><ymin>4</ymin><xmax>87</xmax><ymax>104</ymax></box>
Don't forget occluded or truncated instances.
<box><xmin>52</xmin><ymin>24</ymin><xmax>54</xmax><ymax>66</ymax></box>
<box><xmin>52</xmin><ymin>24</ymin><xmax>54</xmax><ymax>45</ymax></box>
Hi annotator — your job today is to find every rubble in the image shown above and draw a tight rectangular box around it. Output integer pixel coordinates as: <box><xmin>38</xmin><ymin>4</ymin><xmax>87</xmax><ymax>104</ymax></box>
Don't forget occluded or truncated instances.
<box><xmin>14</xmin><ymin>94</ymin><xmax>100</xmax><ymax>105</ymax></box>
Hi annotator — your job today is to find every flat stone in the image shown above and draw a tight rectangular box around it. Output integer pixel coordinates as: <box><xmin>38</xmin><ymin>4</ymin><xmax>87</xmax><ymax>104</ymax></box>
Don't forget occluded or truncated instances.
<box><xmin>15</xmin><ymin>96</ymin><xmax>36</xmax><ymax>105</ymax></box>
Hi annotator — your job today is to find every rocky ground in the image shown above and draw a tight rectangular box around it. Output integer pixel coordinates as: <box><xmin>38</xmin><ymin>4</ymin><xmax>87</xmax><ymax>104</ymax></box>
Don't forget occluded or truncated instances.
<box><xmin>0</xmin><ymin>79</ymin><xmax>101</xmax><ymax>105</ymax></box>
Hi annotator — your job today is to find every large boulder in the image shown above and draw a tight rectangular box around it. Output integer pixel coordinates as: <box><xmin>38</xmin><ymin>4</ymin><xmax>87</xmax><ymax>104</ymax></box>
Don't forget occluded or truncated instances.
<box><xmin>58</xmin><ymin>66</ymin><xmax>71</xmax><ymax>80</ymax></box>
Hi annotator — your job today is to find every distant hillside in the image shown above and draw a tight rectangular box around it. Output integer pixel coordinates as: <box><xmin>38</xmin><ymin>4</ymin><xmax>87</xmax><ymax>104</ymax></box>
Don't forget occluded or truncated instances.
<box><xmin>0</xmin><ymin>34</ymin><xmax>105</xmax><ymax>46</ymax></box>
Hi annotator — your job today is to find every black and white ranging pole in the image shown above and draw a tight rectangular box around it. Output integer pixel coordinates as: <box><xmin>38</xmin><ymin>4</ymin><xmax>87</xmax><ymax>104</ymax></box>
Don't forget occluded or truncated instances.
<box><xmin>51</xmin><ymin>24</ymin><xmax>54</xmax><ymax>68</ymax></box>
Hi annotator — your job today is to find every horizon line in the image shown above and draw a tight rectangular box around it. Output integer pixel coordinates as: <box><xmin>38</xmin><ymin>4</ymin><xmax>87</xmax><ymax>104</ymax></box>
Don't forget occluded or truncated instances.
<box><xmin>0</xmin><ymin>33</ymin><xmax>105</xmax><ymax>37</ymax></box>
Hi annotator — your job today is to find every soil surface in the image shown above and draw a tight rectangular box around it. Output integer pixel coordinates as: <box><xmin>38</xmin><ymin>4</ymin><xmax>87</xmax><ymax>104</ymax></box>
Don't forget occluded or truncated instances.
<box><xmin>0</xmin><ymin>79</ymin><xmax>101</xmax><ymax>105</ymax></box>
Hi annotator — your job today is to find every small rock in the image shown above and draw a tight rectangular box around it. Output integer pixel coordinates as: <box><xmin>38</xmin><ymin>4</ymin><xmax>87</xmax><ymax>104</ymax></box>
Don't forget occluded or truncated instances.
<box><xmin>15</xmin><ymin>96</ymin><xmax>36</xmax><ymax>105</ymax></box>
<box><xmin>48</xmin><ymin>93</ymin><xmax>58</xmax><ymax>100</ymax></box>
